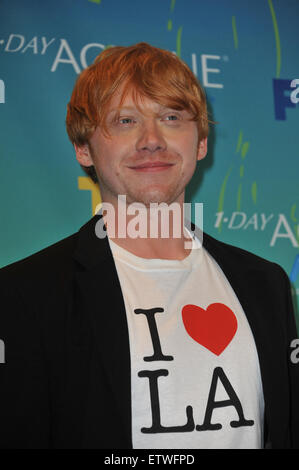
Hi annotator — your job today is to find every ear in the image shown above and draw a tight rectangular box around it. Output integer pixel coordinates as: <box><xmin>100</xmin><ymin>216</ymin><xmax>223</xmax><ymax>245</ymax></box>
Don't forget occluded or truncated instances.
<box><xmin>197</xmin><ymin>137</ymin><xmax>208</xmax><ymax>161</ymax></box>
<box><xmin>74</xmin><ymin>143</ymin><xmax>94</xmax><ymax>167</ymax></box>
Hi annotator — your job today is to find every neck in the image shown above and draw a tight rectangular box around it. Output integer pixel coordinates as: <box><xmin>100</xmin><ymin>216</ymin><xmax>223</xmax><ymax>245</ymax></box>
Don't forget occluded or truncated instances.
<box><xmin>101</xmin><ymin>196</ymin><xmax>193</xmax><ymax>260</ymax></box>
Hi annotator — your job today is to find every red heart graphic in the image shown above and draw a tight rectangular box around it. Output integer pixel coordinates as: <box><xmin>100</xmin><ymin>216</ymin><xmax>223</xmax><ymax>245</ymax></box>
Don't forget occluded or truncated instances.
<box><xmin>182</xmin><ymin>303</ymin><xmax>238</xmax><ymax>356</ymax></box>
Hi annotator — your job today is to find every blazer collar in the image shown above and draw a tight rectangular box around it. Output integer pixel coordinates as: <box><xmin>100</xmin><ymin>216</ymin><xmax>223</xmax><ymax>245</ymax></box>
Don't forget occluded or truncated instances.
<box><xmin>73</xmin><ymin>214</ymin><xmax>111</xmax><ymax>268</ymax></box>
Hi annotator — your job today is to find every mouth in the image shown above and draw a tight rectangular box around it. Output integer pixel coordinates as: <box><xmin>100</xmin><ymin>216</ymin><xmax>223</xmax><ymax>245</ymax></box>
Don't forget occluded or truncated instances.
<box><xmin>128</xmin><ymin>161</ymin><xmax>175</xmax><ymax>172</ymax></box>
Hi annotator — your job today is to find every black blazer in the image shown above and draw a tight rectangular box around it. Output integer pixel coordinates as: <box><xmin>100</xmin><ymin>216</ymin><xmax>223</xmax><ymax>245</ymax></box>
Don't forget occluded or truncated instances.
<box><xmin>0</xmin><ymin>214</ymin><xmax>298</xmax><ymax>449</ymax></box>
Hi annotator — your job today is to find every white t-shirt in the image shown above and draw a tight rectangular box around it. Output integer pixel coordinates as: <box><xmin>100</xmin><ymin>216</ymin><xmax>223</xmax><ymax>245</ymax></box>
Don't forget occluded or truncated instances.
<box><xmin>108</xmin><ymin>233</ymin><xmax>265</xmax><ymax>449</ymax></box>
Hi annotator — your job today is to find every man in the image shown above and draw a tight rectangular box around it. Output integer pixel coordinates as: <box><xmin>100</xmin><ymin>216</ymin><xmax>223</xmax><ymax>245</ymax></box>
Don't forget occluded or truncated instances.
<box><xmin>0</xmin><ymin>42</ymin><xmax>298</xmax><ymax>449</ymax></box>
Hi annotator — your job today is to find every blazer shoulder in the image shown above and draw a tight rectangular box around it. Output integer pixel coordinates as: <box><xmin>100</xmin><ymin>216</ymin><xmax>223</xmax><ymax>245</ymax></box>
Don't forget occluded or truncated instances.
<box><xmin>0</xmin><ymin>232</ymin><xmax>79</xmax><ymax>285</ymax></box>
<box><xmin>203</xmin><ymin>231</ymin><xmax>287</xmax><ymax>278</ymax></box>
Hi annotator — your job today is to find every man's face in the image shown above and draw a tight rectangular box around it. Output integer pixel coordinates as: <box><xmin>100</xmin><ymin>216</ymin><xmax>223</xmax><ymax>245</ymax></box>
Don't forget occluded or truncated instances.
<box><xmin>75</xmin><ymin>87</ymin><xmax>207</xmax><ymax>207</ymax></box>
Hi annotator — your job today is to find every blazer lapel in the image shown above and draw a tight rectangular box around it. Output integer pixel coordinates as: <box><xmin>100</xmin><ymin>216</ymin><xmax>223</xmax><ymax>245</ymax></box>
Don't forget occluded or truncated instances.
<box><xmin>73</xmin><ymin>215</ymin><xmax>132</xmax><ymax>448</ymax></box>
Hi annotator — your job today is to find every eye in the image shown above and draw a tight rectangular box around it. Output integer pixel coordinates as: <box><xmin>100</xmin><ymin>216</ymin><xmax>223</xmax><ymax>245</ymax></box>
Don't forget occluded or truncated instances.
<box><xmin>119</xmin><ymin>117</ymin><xmax>135</xmax><ymax>125</ymax></box>
<box><xmin>164</xmin><ymin>114</ymin><xmax>180</xmax><ymax>121</ymax></box>
<box><xmin>166</xmin><ymin>115</ymin><xmax>177</xmax><ymax>120</ymax></box>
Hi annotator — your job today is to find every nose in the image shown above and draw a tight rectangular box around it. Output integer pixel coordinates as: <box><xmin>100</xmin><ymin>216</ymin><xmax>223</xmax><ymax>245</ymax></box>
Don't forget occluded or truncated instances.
<box><xmin>136</xmin><ymin>118</ymin><xmax>167</xmax><ymax>154</ymax></box>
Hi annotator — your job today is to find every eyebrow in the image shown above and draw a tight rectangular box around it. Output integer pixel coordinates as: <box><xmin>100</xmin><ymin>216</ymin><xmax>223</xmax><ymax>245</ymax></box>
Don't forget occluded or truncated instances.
<box><xmin>108</xmin><ymin>106</ymin><xmax>137</xmax><ymax>113</ymax></box>
<box><xmin>108</xmin><ymin>105</ymin><xmax>185</xmax><ymax>116</ymax></box>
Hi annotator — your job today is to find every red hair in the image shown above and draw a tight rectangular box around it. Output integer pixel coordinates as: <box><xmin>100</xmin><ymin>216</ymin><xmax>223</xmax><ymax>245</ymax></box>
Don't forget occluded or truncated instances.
<box><xmin>66</xmin><ymin>42</ymin><xmax>209</xmax><ymax>182</ymax></box>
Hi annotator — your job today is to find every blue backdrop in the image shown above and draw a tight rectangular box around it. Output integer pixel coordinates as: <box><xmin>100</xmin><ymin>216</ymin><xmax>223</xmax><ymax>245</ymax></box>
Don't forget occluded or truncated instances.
<box><xmin>0</xmin><ymin>0</ymin><xmax>298</xmax><ymax>324</ymax></box>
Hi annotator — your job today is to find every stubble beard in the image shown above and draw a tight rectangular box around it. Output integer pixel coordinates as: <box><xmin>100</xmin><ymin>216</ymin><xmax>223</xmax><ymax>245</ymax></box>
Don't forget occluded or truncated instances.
<box><xmin>123</xmin><ymin>180</ymin><xmax>184</xmax><ymax>208</ymax></box>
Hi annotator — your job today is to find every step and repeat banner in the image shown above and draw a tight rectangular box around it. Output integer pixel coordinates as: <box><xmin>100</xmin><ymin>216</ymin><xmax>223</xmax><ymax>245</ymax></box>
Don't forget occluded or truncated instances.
<box><xmin>0</xmin><ymin>0</ymin><xmax>298</xmax><ymax>323</ymax></box>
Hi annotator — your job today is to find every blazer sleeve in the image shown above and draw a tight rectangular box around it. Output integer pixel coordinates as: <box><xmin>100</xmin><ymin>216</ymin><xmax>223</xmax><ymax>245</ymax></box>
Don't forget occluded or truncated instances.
<box><xmin>0</xmin><ymin>268</ymin><xmax>50</xmax><ymax>448</ymax></box>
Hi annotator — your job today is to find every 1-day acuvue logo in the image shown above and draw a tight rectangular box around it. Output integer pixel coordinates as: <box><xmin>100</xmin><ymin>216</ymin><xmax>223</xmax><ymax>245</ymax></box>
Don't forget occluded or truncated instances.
<box><xmin>0</xmin><ymin>33</ymin><xmax>227</xmax><ymax>89</ymax></box>
<box><xmin>215</xmin><ymin>211</ymin><xmax>299</xmax><ymax>248</ymax></box>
